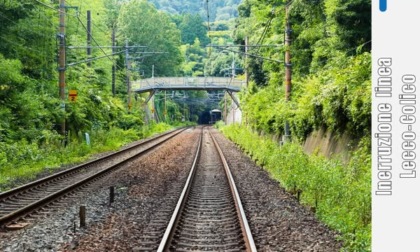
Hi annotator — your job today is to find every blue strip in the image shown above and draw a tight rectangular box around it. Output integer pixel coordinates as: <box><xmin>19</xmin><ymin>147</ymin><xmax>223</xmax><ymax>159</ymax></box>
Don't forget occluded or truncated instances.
<box><xmin>379</xmin><ymin>0</ymin><xmax>387</xmax><ymax>12</ymax></box>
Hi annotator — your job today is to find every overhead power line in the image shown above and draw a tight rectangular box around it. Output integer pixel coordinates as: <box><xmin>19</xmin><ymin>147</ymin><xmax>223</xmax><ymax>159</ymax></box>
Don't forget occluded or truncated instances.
<box><xmin>0</xmin><ymin>10</ymin><xmax>21</xmax><ymax>25</ymax></box>
<box><xmin>32</xmin><ymin>0</ymin><xmax>66</xmax><ymax>14</ymax></box>
<box><xmin>207</xmin><ymin>44</ymin><xmax>282</xmax><ymax>48</ymax></box>
<box><xmin>67</xmin><ymin>50</ymin><xmax>125</xmax><ymax>66</ymax></box>
<box><xmin>207</xmin><ymin>44</ymin><xmax>283</xmax><ymax>63</ymax></box>
<box><xmin>217</xmin><ymin>46</ymin><xmax>282</xmax><ymax>63</ymax></box>
<box><xmin>255</xmin><ymin>15</ymin><xmax>274</xmax><ymax>50</ymax></box>
<box><xmin>68</xmin><ymin>46</ymin><xmax>146</xmax><ymax>49</ymax></box>
<box><xmin>33</xmin><ymin>0</ymin><xmax>57</xmax><ymax>11</ymax></box>
<box><xmin>75</xmin><ymin>14</ymin><xmax>114</xmax><ymax>63</ymax></box>
<box><xmin>0</xmin><ymin>34</ymin><xmax>46</xmax><ymax>54</ymax></box>
<box><xmin>0</xmin><ymin>9</ymin><xmax>55</xmax><ymax>37</ymax></box>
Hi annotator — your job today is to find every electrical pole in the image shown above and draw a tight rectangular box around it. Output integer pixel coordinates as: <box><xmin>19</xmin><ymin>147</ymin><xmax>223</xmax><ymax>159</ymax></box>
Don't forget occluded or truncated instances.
<box><xmin>125</xmin><ymin>40</ymin><xmax>131</xmax><ymax>111</ymax></box>
<box><xmin>245</xmin><ymin>36</ymin><xmax>249</xmax><ymax>87</ymax></box>
<box><xmin>87</xmin><ymin>10</ymin><xmax>92</xmax><ymax>67</ymax></box>
<box><xmin>231</xmin><ymin>59</ymin><xmax>235</xmax><ymax>78</ymax></box>
<box><xmin>224</xmin><ymin>92</ymin><xmax>227</xmax><ymax>124</ymax></box>
<box><xmin>111</xmin><ymin>27</ymin><xmax>116</xmax><ymax>96</ymax></box>
<box><xmin>284</xmin><ymin>2</ymin><xmax>292</xmax><ymax>141</ymax></box>
<box><xmin>58</xmin><ymin>0</ymin><xmax>66</xmax><ymax>136</ymax></box>
<box><xmin>164</xmin><ymin>90</ymin><xmax>167</xmax><ymax>122</ymax></box>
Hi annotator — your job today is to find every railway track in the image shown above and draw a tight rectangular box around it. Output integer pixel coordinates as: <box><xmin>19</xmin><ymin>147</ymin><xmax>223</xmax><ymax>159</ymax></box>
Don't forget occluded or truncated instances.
<box><xmin>155</xmin><ymin>127</ymin><xmax>256</xmax><ymax>251</ymax></box>
<box><xmin>0</xmin><ymin>128</ymin><xmax>186</xmax><ymax>230</ymax></box>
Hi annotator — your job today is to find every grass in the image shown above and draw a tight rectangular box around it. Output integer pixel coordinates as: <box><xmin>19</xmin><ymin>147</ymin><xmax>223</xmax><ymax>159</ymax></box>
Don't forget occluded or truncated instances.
<box><xmin>220</xmin><ymin>124</ymin><xmax>371</xmax><ymax>252</ymax></box>
<box><xmin>0</xmin><ymin>123</ymin><xmax>174</xmax><ymax>192</ymax></box>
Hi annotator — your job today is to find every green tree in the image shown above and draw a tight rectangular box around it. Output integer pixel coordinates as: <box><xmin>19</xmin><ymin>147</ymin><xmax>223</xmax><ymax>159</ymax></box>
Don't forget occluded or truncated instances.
<box><xmin>178</xmin><ymin>13</ymin><xmax>211</xmax><ymax>45</ymax></box>
<box><xmin>149</xmin><ymin>0</ymin><xmax>242</xmax><ymax>21</ymax></box>
<box><xmin>118</xmin><ymin>0</ymin><xmax>183</xmax><ymax>77</ymax></box>
<box><xmin>181</xmin><ymin>38</ymin><xmax>207</xmax><ymax>76</ymax></box>
<box><xmin>0</xmin><ymin>1</ymin><xmax>56</xmax><ymax>79</ymax></box>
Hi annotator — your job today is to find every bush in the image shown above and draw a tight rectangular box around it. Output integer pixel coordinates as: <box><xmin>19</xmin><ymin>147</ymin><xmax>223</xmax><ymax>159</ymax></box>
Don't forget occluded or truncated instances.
<box><xmin>241</xmin><ymin>53</ymin><xmax>371</xmax><ymax>140</ymax></box>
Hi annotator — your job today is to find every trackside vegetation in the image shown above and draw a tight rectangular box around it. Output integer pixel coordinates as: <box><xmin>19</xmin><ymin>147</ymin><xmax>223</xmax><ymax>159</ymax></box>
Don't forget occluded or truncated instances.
<box><xmin>225</xmin><ymin>0</ymin><xmax>372</xmax><ymax>250</ymax></box>
<box><xmin>0</xmin><ymin>0</ymin><xmax>209</xmax><ymax>191</ymax></box>
<box><xmin>0</xmin><ymin>123</ymin><xmax>172</xmax><ymax>192</ymax></box>
<box><xmin>221</xmin><ymin>124</ymin><xmax>370</xmax><ymax>251</ymax></box>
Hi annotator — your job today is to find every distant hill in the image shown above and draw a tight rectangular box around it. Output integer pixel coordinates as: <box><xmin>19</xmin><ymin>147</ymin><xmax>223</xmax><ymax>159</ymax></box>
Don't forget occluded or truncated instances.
<box><xmin>148</xmin><ymin>0</ymin><xmax>242</xmax><ymax>21</ymax></box>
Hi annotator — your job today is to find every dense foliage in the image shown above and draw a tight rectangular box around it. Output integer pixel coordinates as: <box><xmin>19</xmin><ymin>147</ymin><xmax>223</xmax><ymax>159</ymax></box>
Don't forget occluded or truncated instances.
<box><xmin>0</xmin><ymin>0</ymin><xmax>233</xmax><ymax>186</ymax></box>
<box><xmin>0</xmin><ymin>0</ymin><xmax>205</xmax><ymax>189</ymax></box>
<box><xmin>118</xmin><ymin>0</ymin><xmax>183</xmax><ymax>77</ymax></box>
<box><xmin>235</xmin><ymin>0</ymin><xmax>371</xmax><ymax>140</ymax></box>
<box><xmin>148</xmin><ymin>0</ymin><xmax>242</xmax><ymax>21</ymax></box>
<box><xmin>223</xmin><ymin>0</ymin><xmax>372</xmax><ymax>250</ymax></box>
<box><xmin>173</xmin><ymin>14</ymin><xmax>211</xmax><ymax>45</ymax></box>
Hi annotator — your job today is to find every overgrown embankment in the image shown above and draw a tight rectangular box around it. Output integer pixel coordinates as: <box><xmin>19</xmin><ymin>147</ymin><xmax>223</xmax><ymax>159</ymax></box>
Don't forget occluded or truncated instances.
<box><xmin>221</xmin><ymin>124</ymin><xmax>371</xmax><ymax>251</ymax></box>
<box><xmin>0</xmin><ymin>123</ymin><xmax>173</xmax><ymax>192</ymax></box>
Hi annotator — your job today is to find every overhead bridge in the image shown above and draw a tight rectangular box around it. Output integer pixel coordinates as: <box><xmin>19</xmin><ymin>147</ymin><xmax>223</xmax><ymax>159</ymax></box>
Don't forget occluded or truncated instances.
<box><xmin>132</xmin><ymin>77</ymin><xmax>245</xmax><ymax>107</ymax></box>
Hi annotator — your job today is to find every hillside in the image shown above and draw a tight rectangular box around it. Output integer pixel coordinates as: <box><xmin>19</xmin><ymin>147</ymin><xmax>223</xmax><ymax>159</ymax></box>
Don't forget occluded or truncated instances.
<box><xmin>148</xmin><ymin>0</ymin><xmax>242</xmax><ymax>21</ymax></box>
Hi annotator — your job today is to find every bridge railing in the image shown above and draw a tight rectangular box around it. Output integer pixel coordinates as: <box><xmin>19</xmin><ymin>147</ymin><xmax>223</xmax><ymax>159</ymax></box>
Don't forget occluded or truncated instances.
<box><xmin>131</xmin><ymin>77</ymin><xmax>245</xmax><ymax>91</ymax></box>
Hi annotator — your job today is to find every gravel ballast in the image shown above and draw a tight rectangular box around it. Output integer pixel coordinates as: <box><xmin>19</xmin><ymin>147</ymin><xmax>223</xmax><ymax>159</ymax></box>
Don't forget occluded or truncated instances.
<box><xmin>1</xmin><ymin>127</ymin><xmax>342</xmax><ymax>251</ymax></box>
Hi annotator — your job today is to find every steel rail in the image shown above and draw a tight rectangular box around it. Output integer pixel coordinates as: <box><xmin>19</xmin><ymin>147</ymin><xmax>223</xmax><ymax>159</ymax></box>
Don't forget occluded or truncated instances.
<box><xmin>0</xmin><ymin>128</ymin><xmax>186</xmax><ymax>228</ymax></box>
<box><xmin>210</xmin><ymin>131</ymin><xmax>257</xmax><ymax>252</ymax></box>
<box><xmin>157</xmin><ymin>127</ymin><xmax>203</xmax><ymax>252</ymax></box>
<box><xmin>0</xmin><ymin>128</ymin><xmax>182</xmax><ymax>200</ymax></box>
<box><xmin>157</xmin><ymin>128</ymin><xmax>257</xmax><ymax>251</ymax></box>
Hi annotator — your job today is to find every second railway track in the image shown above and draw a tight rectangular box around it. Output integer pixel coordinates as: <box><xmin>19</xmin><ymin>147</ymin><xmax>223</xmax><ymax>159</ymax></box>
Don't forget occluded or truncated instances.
<box><xmin>0</xmin><ymin>128</ymin><xmax>186</xmax><ymax>230</ymax></box>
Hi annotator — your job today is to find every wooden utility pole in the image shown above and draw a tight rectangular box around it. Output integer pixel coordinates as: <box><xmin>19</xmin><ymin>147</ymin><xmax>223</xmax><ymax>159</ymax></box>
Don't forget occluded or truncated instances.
<box><xmin>58</xmin><ymin>0</ymin><xmax>66</xmax><ymax>136</ymax></box>
<box><xmin>224</xmin><ymin>92</ymin><xmax>227</xmax><ymax>124</ymax></box>
<box><xmin>111</xmin><ymin>27</ymin><xmax>116</xmax><ymax>96</ymax></box>
<box><xmin>164</xmin><ymin>90</ymin><xmax>167</xmax><ymax>122</ymax></box>
<box><xmin>284</xmin><ymin>2</ymin><xmax>292</xmax><ymax>140</ymax></box>
<box><xmin>245</xmin><ymin>36</ymin><xmax>249</xmax><ymax>87</ymax></box>
<box><xmin>87</xmin><ymin>10</ymin><xmax>92</xmax><ymax>66</ymax></box>
<box><xmin>284</xmin><ymin>5</ymin><xmax>292</xmax><ymax>101</ymax></box>
<box><xmin>125</xmin><ymin>40</ymin><xmax>131</xmax><ymax>111</ymax></box>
